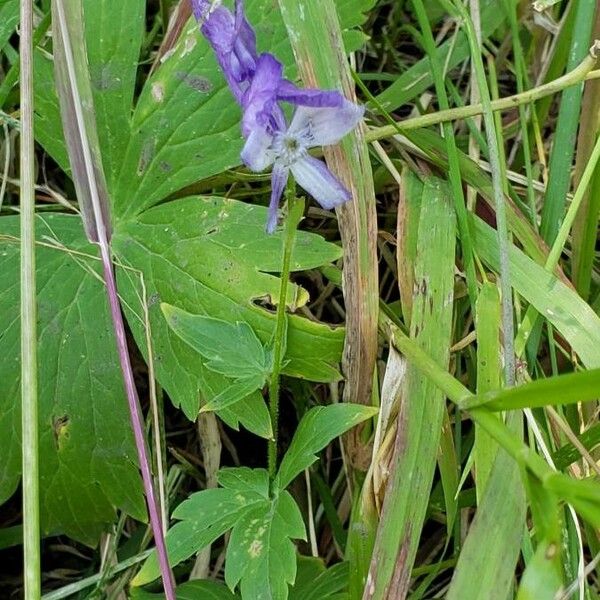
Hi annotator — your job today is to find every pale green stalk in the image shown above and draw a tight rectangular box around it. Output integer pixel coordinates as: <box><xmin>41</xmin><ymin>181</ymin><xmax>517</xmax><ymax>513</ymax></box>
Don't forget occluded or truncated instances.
<box><xmin>20</xmin><ymin>0</ymin><xmax>40</xmax><ymax>596</ymax></box>
<box><xmin>366</xmin><ymin>57</ymin><xmax>600</xmax><ymax>143</ymax></box>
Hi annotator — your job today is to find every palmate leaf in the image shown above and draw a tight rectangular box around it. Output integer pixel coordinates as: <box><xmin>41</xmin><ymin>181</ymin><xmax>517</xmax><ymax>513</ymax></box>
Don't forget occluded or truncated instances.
<box><xmin>277</xmin><ymin>404</ymin><xmax>378</xmax><ymax>489</ymax></box>
<box><xmin>0</xmin><ymin>215</ymin><xmax>144</xmax><ymax>544</ymax></box>
<box><xmin>225</xmin><ymin>489</ymin><xmax>306</xmax><ymax>599</ymax></box>
<box><xmin>13</xmin><ymin>0</ymin><xmax>349</xmax><ymax>541</ymax></box>
<box><xmin>34</xmin><ymin>0</ymin><xmax>369</xmax><ymax>211</ymax></box>
<box><xmin>114</xmin><ymin>197</ymin><xmax>344</xmax><ymax>421</ymax></box>
<box><xmin>135</xmin><ymin>467</ymin><xmax>306</xmax><ymax>600</ymax></box>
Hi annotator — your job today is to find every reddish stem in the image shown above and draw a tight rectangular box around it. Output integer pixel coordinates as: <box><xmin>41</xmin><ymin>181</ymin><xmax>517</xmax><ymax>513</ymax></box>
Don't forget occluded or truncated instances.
<box><xmin>100</xmin><ymin>246</ymin><xmax>176</xmax><ymax>599</ymax></box>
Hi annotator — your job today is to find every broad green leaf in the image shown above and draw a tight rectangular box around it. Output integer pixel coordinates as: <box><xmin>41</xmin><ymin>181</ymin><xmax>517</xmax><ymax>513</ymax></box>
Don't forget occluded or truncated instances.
<box><xmin>83</xmin><ymin>0</ymin><xmax>145</xmax><ymax>192</ymax></box>
<box><xmin>290</xmin><ymin>558</ymin><xmax>349</xmax><ymax>600</ymax></box>
<box><xmin>277</xmin><ymin>404</ymin><xmax>378</xmax><ymax>489</ymax></box>
<box><xmin>130</xmin><ymin>580</ymin><xmax>239</xmax><ymax>599</ymax></box>
<box><xmin>0</xmin><ymin>0</ymin><xmax>18</xmax><ymax>53</ymax></box>
<box><xmin>471</xmin><ymin>214</ymin><xmax>600</xmax><ymax>369</ymax></box>
<box><xmin>34</xmin><ymin>0</ymin><xmax>372</xmax><ymax>219</ymax></box>
<box><xmin>0</xmin><ymin>214</ymin><xmax>144</xmax><ymax>544</ymax></box>
<box><xmin>33</xmin><ymin>0</ymin><xmax>145</xmax><ymax>184</ymax></box>
<box><xmin>113</xmin><ymin>197</ymin><xmax>344</xmax><ymax>421</ymax></box>
<box><xmin>133</xmin><ymin>469</ymin><xmax>270</xmax><ymax>587</ymax></box>
<box><xmin>161</xmin><ymin>306</ymin><xmax>269</xmax><ymax>380</ymax></box>
<box><xmin>225</xmin><ymin>490</ymin><xmax>306</xmax><ymax>600</ymax></box>
<box><xmin>113</xmin><ymin>0</ymin><xmax>293</xmax><ymax>218</ymax></box>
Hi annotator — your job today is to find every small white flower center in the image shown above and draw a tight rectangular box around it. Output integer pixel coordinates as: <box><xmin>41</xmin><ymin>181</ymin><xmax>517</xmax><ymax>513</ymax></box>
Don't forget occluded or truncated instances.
<box><xmin>272</xmin><ymin>133</ymin><xmax>307</xmax><ymax>167</ymax></box>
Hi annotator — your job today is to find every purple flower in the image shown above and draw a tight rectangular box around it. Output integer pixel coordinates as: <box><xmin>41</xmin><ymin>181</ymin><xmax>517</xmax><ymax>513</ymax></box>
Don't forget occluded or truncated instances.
<box><xmin>191</xmin><ymin>0</ymin><xmax>257</xmax><ymax>102</ymax></box>
<box><xmin>240</xmin><ymin>54</ymin><xmax>364</xmax><ymax>233</ymax></box>
<box><xmin>192</xmin><ymin>1</ymin><xmax>364</xmax><ymax>233</ymax></box>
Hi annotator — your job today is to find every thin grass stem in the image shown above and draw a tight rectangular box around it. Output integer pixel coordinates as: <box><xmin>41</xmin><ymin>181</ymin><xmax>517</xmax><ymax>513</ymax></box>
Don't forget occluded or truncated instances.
<box><xmin>366</xmin><ymin>53</ymin><xmax>600</xmax><ymax>142</ymax></box>
<box><xmin>20</xmin><ymin>0</ymin><xmax>40</xmax><ymax>596</ymax></box>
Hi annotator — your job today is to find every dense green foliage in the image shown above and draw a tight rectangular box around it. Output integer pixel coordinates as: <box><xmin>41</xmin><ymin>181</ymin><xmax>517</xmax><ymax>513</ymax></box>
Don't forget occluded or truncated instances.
<box><xmin>2</xmin><ymin>0</ymin><xmax>600</xmax><ymax>598</ymax></box>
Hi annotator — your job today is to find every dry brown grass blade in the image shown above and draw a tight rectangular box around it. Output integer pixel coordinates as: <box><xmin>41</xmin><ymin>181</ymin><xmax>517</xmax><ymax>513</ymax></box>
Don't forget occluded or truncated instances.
<box><xmin>150</xmin><ymin>0</ymin><xmax>192</xmax><ymax>75</ymax></box>
<box><xmin>278</xmin><ymin>0</ymin><xmax>379</xmax><ymax>472</ymax></box>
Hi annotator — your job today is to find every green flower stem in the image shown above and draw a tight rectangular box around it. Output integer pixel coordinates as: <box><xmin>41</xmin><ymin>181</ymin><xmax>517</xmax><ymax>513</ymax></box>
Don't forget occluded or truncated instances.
<box><xmin>268</xmin><ymin>191</ymin><xmax>305</xmax><ymax>479</ymax></box>
<box><xmin>366</xmin><ymin>51</ymin><xmax>599</xmax><ymax>143</ymax></box>
<box><xmin>20</xmin><ymin>0</ymin><xmax>40</xmax><ymax>597</ymax></box>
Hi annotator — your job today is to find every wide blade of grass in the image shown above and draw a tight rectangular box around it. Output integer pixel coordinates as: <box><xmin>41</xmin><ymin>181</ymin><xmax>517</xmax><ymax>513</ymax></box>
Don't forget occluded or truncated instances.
<box><xmin>471</xmin><ymin>215</ymin><xmax>600</xmax><ymax>369</ymax></box>
<box><xmin>465</xmin><ymin>368</ymin><xmax>600</xmax><ymax>411</ymax></box>
<box><xmin>474</xmin><ymin>282</ymin><xmax>502</xmax><ymax>498</ymax></box>
<box><xmin>447</xmin><ymin>412</ymin><xmax>525</xmax><ymax>600</ymax></box>
<box><xmin>365</xmin><ymin>178</ymin><xmax>456</xmax><ymax>599</ymax></box>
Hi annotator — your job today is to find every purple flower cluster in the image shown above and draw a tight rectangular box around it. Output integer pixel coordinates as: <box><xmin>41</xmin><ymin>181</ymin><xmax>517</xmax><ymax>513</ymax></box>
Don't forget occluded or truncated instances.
<box><xmin>192</xmin><ymin>0</ymin><xmax>364</xmax><ymax>232</ymax></box>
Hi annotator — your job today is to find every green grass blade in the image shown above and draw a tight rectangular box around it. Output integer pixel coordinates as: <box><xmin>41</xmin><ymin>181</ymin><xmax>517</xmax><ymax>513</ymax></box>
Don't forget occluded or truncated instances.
<box><xmin>466</xmin><ymin>368</ymin><xmax>600</xmax><ymax>411</ymax></box>
<box><xmin>474</xmin><ymin>282</ymin><xmax>501</xmax><ymax>498</ymax></box>
<box><xmin>447</xmin><ymin>413</ymin><xmax>525</xmax><ymax>600</ymax></box>
<box><xmin>471</xmin><ymin>214</ymin><xmax>600</xmax><ymax>369</ymax></box>
<box><xmin>412</xmin><ymin>0</ymin><xmax>478</xmax><ymax>308</ymax></box>
<box><xmin>365</xmin><ymin>178</ymin><xmax>456</xmax><ymax>599</ymax></box>
<box><xmin>539</xmin><ymin>0</ymin><xmax>597</xmax><ymax>244</ymax></box>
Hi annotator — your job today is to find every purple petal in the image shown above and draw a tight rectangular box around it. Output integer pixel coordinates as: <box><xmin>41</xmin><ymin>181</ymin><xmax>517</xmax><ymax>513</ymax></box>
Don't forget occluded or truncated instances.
<box><xmin>192</xmin><ymin>0</ymin><xmax>258</xmax><ymax>104</ymax></box>
<box><xmin>267</xmin><ymin>163</ymin><xmax>289</xmax><ymax>233</ymax></box>
<box><xmin>290</xmin><ymin>155</ymin><xmax>350</xmax><ymax>210</ymax></box>
<box><xmin>190</xmin><ymin>0</ymin><xmax>210</xmax><ymax>22</ymax></box>
<box><xmin>287</xmin><ymin>100</ymin><xmax>364</xmax><ymax>148</ymax></box>
<box><xmin>277</xmin><ymin>80</ymin><xmax>347</xmax><ymax>108</ymax></box>
<box><xmin>241</xmin><ymin>128</ymin><xmax>275</xmax><ymax>172</ymax></box>
<box><xmin>233</xmin><ymin>0</ymin><xmax>257</xmax><ymax>80</ymax></box>
<box><xmin>241</xmin><ymin>53</ymin><xmax>284</xmax><ymax>137</ymax></box>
